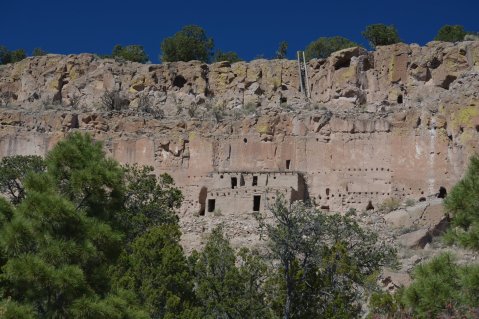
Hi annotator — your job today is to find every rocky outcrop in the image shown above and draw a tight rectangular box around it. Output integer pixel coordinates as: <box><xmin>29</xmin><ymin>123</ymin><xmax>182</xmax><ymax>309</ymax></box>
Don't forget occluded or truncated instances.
<box><xmin>0</xmin><ymin>42</ymin><xmax>479</xmax><ymax>251</ymax></box>
<box><xmin>1</xmin><ymin>41</ymin><xmax>479</xmax><ymax>113</ymax></box>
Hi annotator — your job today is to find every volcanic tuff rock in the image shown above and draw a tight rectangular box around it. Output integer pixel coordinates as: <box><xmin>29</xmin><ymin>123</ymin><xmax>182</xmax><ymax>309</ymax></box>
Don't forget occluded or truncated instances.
<box><xmin>0</xmin><ymin>41</ymin><xmax>479</xmax><ymax>251</ymax></box>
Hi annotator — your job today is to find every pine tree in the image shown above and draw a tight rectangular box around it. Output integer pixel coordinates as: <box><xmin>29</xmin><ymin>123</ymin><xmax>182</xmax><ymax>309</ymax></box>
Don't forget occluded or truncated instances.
<box><xmin>444</xmin><ymin>154</ymin><xmax>479</xmax><ymax>250</ymax></box>
<box><xmin>0</xmin><ymin>133</ymin><xmax>147</xmax><ymax>318</ymax></box>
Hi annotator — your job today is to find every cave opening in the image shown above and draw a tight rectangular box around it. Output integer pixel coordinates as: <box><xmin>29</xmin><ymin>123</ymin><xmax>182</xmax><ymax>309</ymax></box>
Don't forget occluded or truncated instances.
<box><xmin>437</xmin><ymin>186</ymin><xmax>447</xmax><ymax>199</ymax></box>
<box><xmin>366</xmin><ymin>201</ymin><xmax>374</xmax><ymax>210</ymax></box>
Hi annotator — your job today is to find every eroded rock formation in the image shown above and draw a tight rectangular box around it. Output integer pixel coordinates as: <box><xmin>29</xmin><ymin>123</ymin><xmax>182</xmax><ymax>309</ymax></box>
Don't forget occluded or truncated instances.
<box><xmin>0</xmin><ymin>41</ymin><xmax>479</xmax><ymax>250</ymax></box>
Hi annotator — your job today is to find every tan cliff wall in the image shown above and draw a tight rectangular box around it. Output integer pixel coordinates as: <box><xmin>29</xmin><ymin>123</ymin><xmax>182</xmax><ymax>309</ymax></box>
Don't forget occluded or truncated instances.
<box><xmin>0</xmin><ymin>42</ymin><xmax>479</xmax><ymax>249</ymax></box>
<box><xmin>1</xmin><ymin>41</ymin><xmax>479</xmax><ymax>112</ymax></box>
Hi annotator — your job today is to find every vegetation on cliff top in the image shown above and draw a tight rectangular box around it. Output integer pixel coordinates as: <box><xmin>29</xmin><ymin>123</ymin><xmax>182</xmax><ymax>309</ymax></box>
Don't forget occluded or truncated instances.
<box><xmin>2</xmin><ymin>24</ymin><xmax>478</xmax><ymax>65</ymax></box>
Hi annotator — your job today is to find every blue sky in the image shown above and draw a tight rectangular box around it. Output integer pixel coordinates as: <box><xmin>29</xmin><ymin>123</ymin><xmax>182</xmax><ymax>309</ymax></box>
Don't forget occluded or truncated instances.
<box><xmin>1</xmin><ymin>0</ymin><xmax>478</xmax><ymax>63</ymax></box>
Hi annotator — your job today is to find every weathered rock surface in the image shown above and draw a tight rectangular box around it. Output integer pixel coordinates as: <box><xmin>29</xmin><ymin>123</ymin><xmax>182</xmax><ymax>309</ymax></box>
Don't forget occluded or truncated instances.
<box><xmin>0</xmin><ymin>42</ymin><xmax>479</xmax><ymax>253</ymax></box>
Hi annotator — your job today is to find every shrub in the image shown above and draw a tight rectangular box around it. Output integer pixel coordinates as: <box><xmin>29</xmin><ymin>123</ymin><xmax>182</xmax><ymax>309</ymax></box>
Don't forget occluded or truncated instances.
<box><xmin>405</xmin><ymin>198</ymin><xmax>415</xmax><ymax>207</ymax></box>
<box><xmin>305</xmin><ymin>36</ymin><xmax>358</xmax><ymax>60</ymax></box>
<box><xmin>112</xmin><ymin>44</ymin><xmax>149</xmax><ymax>63</ymax></box>
<box><xmin>32</xmin><ymin>48</ymin><xmax>47</xmax><ymax>56</ymax></box>
<box><xmin>160</xmin><ymin>25</ymin><xmax>214</xmax><ymax>63</ymax></box>
<box><xmin>137</xmin><ymin>95</ymin><xmax>164</xmax><ymax>119</ymax></box>
<box><xmin>100</xmin><ymin>90</ymin><xmax>129</xmax><ymax>111</ymax></box>
<box><xmin>380</xmin><ymin>197</ymin><xmax>401</xmax><ymax>213</ymax></box>
<box><xmin>276</xmin><ymin>41</ymin><xmax>288</xmax><ymax>59</ymax></box>
<box><xmin>0</xmin><ymin>46</ymin><xmax>26</xmax><ymax>64</ymax></box>
<box><xmin>434</xmin><ymin>25</ymin><xmax>467</xmax><ymax>42</ymax></box>
<box><xmin>212</xmin><ymin>50</ymin><xmax>242</xmax><ymax>63</ymax></box>
<box><xmin>0</xmin><ymin>91</ymin><xmax>15</xmax><ymax>107</ymax></box>
<box><xmin>362</xmin><ymin>24</ymin><xmax>401</xmax><ymax>48</ymax></box>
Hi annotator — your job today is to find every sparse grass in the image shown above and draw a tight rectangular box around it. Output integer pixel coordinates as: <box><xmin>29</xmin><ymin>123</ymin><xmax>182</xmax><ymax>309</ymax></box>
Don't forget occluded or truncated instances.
<box><xmin>397</xmin><ymin>224</ymin><xmax>420</xmax><ymax>235</ymax></box>
<box><xmin>379</xmin><ymin>197</ymin><xmax>401</xmax><ymax>213</ymax></box>
<box><xmin>346</xmin><ymin>208</ymin><xmax>357</xmax><ymax>217</ymax></box>
<box><xmin>243</xmin><ymin>102</ymin><xmax>257</xmax><ymax>115</ymax></box>
<box><xmin>404</xmin><ymin>198</ymin><xmax>415</xmax><ymax>207</ymax></box>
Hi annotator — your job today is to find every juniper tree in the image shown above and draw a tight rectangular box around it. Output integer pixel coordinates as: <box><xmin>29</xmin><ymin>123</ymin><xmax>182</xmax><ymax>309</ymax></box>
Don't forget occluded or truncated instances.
<box><xmin>256</xmin><ymin>197</ymin><xmax>395</xmax><ymax>319</ymax></box>
<box><xmin>305</xmin><ymin>36</ymin><xmax>358</xmax><ymax>60</ymax></box>
<box><xmin>160</xmin><ymin>25</ymin><xmax>214</xmax><ymax>63</ymax></box>
<box><xmin>362</xmin><ymin>24</ymin><xmax>401</xmax><ymax>48</ymax></box>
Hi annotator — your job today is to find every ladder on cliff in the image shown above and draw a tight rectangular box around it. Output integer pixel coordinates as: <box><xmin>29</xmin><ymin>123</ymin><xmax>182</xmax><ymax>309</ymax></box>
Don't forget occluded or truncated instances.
<box><xmin>297</xmin><ymin>51</ymin><xmax>310</xmax><ymax>99</ymax></box>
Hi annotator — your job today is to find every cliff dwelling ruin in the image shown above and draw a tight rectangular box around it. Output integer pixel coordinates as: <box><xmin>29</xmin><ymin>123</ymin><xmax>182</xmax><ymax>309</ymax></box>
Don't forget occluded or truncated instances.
<box><xmin>1</xmin><ymin>41</ymin><xmax>479</xmax><ymax>249</ymax></box>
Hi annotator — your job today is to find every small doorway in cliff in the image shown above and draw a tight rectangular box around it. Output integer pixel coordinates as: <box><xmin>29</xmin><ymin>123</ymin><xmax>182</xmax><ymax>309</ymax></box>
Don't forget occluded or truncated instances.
<box><xmin>366</xmin><ymin>200</ymin><xmax>374</xmax><ymax>210</ymax></box>
<box><xmin>252</xmin><ymin>176</ymin><xmax>258</xmax><ymax>186</ymax></box>
<box><xmin>240</xmin><ymin>175</ymin><xmax>245</xmax><ymax>186</ymax></box>
<box><xmin>208</xmin><ymin>199</ymin><xmax>216</xmax><ymax>213</ymax></box>
<box><xmin>253</xmin><ymin>195</ymin><xmax>261</xmax><ymax>212</ymax></box>
<box><xmin>437</xmin><ymin>186</ymin><xmax>447</xmax><ymax>199</ymax></box>
<box><xmin>397</xmin><ymin>94</ymin><xmax>403</xmax><ymax>104</ymax></box>
<box><xmin>286</xmin><ymin>160</ymin><xmax>291</xmax><ymax>170</ymax></box>
<box><xmin>198</xmin><ymin>187</ymin><xmax>208</xmax><ymax>216</ymax></box>
<box><xmin>231</xmin><ymin>177</ymin><xmax>237</xmax><ymax>189</ymax></box>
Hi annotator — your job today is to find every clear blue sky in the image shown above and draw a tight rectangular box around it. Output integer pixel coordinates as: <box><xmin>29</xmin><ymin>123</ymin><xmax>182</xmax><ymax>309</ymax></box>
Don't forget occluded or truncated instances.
<box><xmin>1</xmin><ymin>0</ymin><xmax>478</xmax><ymax>63</ymax></box>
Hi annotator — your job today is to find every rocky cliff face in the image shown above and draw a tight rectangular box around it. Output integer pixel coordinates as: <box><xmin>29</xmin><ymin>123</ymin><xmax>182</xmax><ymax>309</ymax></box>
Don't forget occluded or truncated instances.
<box><xmin>0</xmin><ymin>41</ymin><xmax>479</xmax><ymax>251</ymax></box>
<box><xmin>2</xmin><ymin>41</ymin><xmax>479</xmax><ymax>112</ymax></box>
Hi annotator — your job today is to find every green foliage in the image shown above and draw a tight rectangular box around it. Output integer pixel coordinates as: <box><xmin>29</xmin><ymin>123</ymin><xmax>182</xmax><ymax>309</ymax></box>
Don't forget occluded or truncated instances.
<box><xmin>0</xmin><ymin>133</ymin><xmax>185</xmax><ymax>318</ymax></box>
<box><xmin>11</xmin><ymin>49</ymin><xmax>26</xmax><ymax>63</ymax></box>
<box><xmin>212</xmin><ymin>50</ymin><xmax>242</xmax><ymax>63</ymax></box>
<box><xmin>305</xmin><ymin>36</ymin><xmax>358</xmax><ymax>60</ymax></box>
<box><xmin>402</xmin><ymin>253</ymin><xmax>479</xmax><ymax>318</ymax></box>
<box><xmin>0</xmin><ymin>46</ymin><xmax>26</xmax><ymax>64</ymax></box>
<box><xmin>192</xmin><ymin>226</ymin><xmax>273</xmax><ymax>318</ymax></box>
<box><xmin>0</xmin><ymin>133</ymin><xmax>193</xmax><ymax>318</ymax></box>
<box><xmin>444</xmin><ymin>154</ymin><xmax>479</xmax><ymax>250</ymax></box>
<box><xmin>368</xmin><ymin>290</ymin><xmax>400</xmax><ymax>317</ymax></box>
<box><xmin>276</xmin><ymin>41</ymin><xmax>288</xmax><ymax>59</ymax></box>
<box><xmin>112</xmin><ymin>44</ymin><xmax>149</xmax><ymax>63</ymax></box>
<box><xmin>113</xmin><ymin>225</ymin><xmax>196</xmax><ymax>319</ymax></box>
<box><xmin>0</xmin><ymin>155</ymin><xmax>45</xmax><ymax>204</ymax></box>
<box><xmin>404</xmin><ymin>198</ymin><xmax>415</xmax><ymax>207</ymax></box>
<box><xmin>161</xmin><ymin>25</ymin><xmax>214</xmax><ymax>63</ymax></box>
<box><xmin>0</xmin><ymin>299</ymin><xmax>35</xmax><ymax>319</ymax></box>
<box><xmin>32</xmin><ymin>48</ymin><xmax>47</xmax><ymax>56</ymax></box>
<box><xmin>435</xmin><ymin>25</ymin><xmax>467</xmax><ymax>42</ymax></box>
<box><xmin>362</xmin><ymin>24</ymin><xmax>401</xmax><ymax>48</ymax></box>
<box><xmin>256</xmin><ymin>197</ymin><xmax>395</xmax><ymax>318</ymax></box>
<box><xmin>46</xmin><ymin>133</ymin><xmax>124</xmax><ymax>223</ymax></box>
<box><xmin>121</xmin><ymin>165</ymin><xmax>182</xmax><ymax>242</ymax></box>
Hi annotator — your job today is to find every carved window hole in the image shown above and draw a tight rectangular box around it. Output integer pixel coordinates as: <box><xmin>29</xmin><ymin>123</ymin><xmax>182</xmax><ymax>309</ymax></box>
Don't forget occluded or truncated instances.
<box><xmin>207</xmin><ymin>199</ymin><xmax>216</xmax><ymax>213</ymax></box>
<box><xmin>253</xmin><ymin>195</ymin><xmax>261</xmax><ymax>212</ymax></box>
